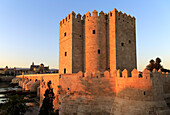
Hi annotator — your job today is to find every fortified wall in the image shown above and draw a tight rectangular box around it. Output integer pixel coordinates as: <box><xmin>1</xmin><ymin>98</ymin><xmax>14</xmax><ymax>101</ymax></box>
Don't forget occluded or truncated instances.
<box><xmin>17</xmin><ymin>69</ymin><xmax>170</xmax><ymax>115</ymax></box>
<box><xmin>15</xmin><ymin>9</ymin><xmax>170</xmax><ymax>115</ymax></box>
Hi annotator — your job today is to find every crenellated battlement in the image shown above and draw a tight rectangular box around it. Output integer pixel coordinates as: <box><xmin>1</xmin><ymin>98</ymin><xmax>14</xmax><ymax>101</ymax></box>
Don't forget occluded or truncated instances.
<box><xmin>16</xmin><ymin>67</ymin><xmax>170</xmax><ymax>114</ymax></box>
<box><xmin>99</xmin><ymin>11</ymin><xmax>104</xmax><ymax>17</ymax></box>
<box><xmin>84</xmin><ymin>10</ymin><xmax>106</xmax><ymax>19</ymax></box>
<box><xmin>17</xmin><ymin>68</ymin><xmax>170</xmax><ymax>86</ymax></box>
<box><xmin>59</xmin><ymin>11</ymin><xmax>76</xmax><ymax>26</ymax></box>
<box><xmin>85</xmin><ymin>11</ymin><xmax>91</xmax><ymax>18</ymax></box>
<box><xmin>116</xmin><ymin>10</ymin><xmax>135</xmax><ymax>20</ymax></box>
<box><xmin>77</xmin><ymin>13</ymin><xmax>81</xmax><ymax>20</ymax></box>
<box><xmin>60</xmin><ymin>68</ymin><xmax>169</xmax><ymax>80</ymax></box>
<box><xmin>60</xmin><ymin>8</ymin><xmax>135</xmax><ymax>27</ymax></box>
<box><xmin>92</xmin><ymin>10</ymin><xmax>98</xmax><ymax>17</ymax></box>
<box><xmin>118</xmin><ymin>11</ymin><xmax>123</xmax><ymax>16</ymax></box>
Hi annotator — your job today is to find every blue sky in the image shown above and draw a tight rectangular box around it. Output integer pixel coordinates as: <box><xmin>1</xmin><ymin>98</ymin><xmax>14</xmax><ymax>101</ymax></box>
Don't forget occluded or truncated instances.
<box><xmin>0</xmin><ymin>0</ymin><xmax>170</xmax><ymax>70</ymax></box>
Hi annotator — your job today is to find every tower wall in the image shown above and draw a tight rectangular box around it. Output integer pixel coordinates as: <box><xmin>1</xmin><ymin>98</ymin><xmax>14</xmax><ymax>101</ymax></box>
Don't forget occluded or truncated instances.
<box><xmin>85</xmin><ymin>10</ymin><xmax>107</xmax><ymax>72</ymax></box>
<box><xmin>72</xmin><ymin>14</ymin><xmax>83</xmax><ymax>73</ymax></box>
<box><xmin>108</xmin><ymin>9</ymin><xmax>117</xmax><ymax>72</ymax></box>
<box><xmin>98</xmin><ymin>11</ymin><xmax>107</xmax><ymax>72</ymax></box>
<box><xmin>59</xmin><ymin>12</ymin><xmax>74</xmax><ymax>74</ymax></box>
<box><xmin>59</xmin><ymin>12</ymin><xmax>83</xmax><ymax>74</ymax></box>
<box><xmin>115</xmin><ymin>11</ymin><xmax>137</xmax><ymax>71</ymax></box>
<box><xmin>82</xmin><ymin>15</ymin><xmax>85</xmax><ymax>72</ymax></box>
<box><xmin>85</xmin><ymin>11</ymin><xmax>99</xmax><ymax>72</ymax></box>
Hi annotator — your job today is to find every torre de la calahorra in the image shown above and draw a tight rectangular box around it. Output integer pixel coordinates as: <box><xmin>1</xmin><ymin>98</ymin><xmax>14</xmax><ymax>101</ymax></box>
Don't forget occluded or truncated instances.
<box><xmin>15</xmin><ymin>9</ymin><xmax>170</xmax><ymax>115</ymax></box>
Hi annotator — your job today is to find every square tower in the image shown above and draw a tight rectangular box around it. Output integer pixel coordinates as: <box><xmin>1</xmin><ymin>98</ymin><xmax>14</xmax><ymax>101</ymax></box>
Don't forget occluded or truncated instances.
<box><xmin>59</xmin><ymin>9</ymin><xmax>137</xmax><ymax>74</ymax></box>
<box><xmin>59</xmin><ymin>12</ymin><xmax>83</xmax><ymax>74</ymax></box>
<box><xmin>108</xmin><ymin>9</ymin><xmax>137</xmax><ymax>72</ymax></box>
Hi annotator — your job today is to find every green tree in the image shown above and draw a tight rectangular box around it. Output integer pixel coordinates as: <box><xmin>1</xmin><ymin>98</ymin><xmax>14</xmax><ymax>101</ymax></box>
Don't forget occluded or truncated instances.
<box><xmin>1</xmin><ymin>95</ymin><xmax>28</xmax><ymax>115</ymax></box>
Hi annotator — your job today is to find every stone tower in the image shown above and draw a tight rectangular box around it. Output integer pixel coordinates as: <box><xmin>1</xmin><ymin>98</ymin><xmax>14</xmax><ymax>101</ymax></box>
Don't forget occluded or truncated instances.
<box><xmin>59</xmin><ymin>8</ymin><xmax>137</xmax><ymax>74</ymax></box>
<box><xmin>108</xmin><ymin>9</ymin><xmax>137</xmax><ymax>72</ymax></box>
<box><xmin>85</xmin><ymin>10</ymin><xmax>107</xmax><ymax>72</ymax></box>
<box><xmin>59</xmin><ymin>11</ymin><xmax>83</xmax><ymax>74</ymax></box>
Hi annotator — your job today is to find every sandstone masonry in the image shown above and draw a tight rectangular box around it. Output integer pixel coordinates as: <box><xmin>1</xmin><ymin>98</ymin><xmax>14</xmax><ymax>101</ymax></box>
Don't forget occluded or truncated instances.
<box><xmin>15</xmin><ymin>9</ymin><xmax>170</xmax><ymax>115</ymax></box>
<box><xmin>59</xmin><ymin>8</ymin><xmax>137</xmax><ymax>74</ymax></box>
<box><xmin>17</xmin><ymin>69</ymin><xmax>170</xmax><ymax>115</ymax></box>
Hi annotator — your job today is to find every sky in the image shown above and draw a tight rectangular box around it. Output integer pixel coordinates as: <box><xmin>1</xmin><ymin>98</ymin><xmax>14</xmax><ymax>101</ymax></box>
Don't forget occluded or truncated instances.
<box><xmin>0</xmin><ymin>0</ymin><xmax>170</xmax><ymax>71</ymax></box>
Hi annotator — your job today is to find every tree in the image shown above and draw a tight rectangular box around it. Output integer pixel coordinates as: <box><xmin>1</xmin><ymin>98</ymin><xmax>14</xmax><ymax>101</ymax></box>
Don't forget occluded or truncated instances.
<box><xmin>39</xmin><ymin>81</ymin><xmax>58</xmax><ymax>115</ymax></box>
<box><xmin>1</xmin><ymin>95</ymin><xmax>28</xmax><ymax>115</ymax></box>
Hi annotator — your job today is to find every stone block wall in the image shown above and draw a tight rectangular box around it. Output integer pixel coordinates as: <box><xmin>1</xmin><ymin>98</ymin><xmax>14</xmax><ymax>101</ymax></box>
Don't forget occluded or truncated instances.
<box><xmin>59</xmin><ymin>12</ymin><xmax>74</xmax><ymax>74</ymax></box>
<box><xmin>115</xmin><ymin>10</ymin><xmax>136</xmax><ymax>72</ymax></box>
<box><xmin>111</xmin><ymin>69</ymin><xmax>170</xmax><ymax>115</ymax></box>
<box><xmin>17</xmin><ymin>69</ymin><xmax>170</xmax><ymax>115</ymax></box>
<box><xmin>59</xmin><ymin>12</ymin><xmax>84</xmax><ymax>74</ymax></box>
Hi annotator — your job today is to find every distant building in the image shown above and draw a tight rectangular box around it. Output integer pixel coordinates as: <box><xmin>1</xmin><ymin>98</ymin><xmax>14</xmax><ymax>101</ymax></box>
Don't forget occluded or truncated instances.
<box><xmin>0</xmin><ymin>66</ymin><xmax>15</xmax><ymax>75</ymax></box>
<box><xmin>30</xmin><ymin>62</ymin><xmax>49</xmax><ymax>74</ymax></box>
<box><xmin>49</xmin><ymin>69</ymin><xmax>59</xmax><ymax>73</ymax></box>
<box><xmin>14</xmin><ymin>67</ymin><xmax>30</xmax><ymax>75</ymax></box>
<box><xmin>0</xmin><ymin>66</ymin><xmax>29</xmax><ymax>76</ymax></box>
<box><xmin>0</xmin><ymin>62</ymin><xmax>58</xmax><ymax>76</ymax></box>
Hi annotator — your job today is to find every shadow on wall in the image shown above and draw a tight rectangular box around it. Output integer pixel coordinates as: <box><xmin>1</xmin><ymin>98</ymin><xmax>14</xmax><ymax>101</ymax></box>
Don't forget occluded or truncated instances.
<box><xmin>39</xmin><ymin>81</ymin><xmax>59</xmax><ymax>115</ymax></box>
